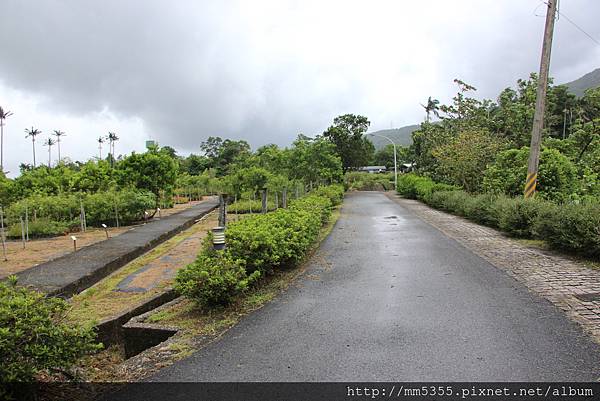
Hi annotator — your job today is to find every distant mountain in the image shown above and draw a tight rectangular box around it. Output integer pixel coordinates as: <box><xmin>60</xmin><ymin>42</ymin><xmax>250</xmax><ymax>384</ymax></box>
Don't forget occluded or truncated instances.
<box><xmin>563</xmin><ymin>67</ymin><xmax>600</xmax><ymax>97</ymax></box>
<box><xmin>367</xmin><ymin>124</ymin><xmax>421</xmax><ymax>150</ymax></box>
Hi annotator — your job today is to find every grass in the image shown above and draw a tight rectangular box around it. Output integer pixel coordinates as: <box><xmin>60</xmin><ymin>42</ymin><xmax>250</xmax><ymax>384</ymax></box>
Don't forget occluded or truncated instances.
<box><xmin>67</xmin><ymin>212</ymin><xmax>217</xmax><ymax>325</ymax></box>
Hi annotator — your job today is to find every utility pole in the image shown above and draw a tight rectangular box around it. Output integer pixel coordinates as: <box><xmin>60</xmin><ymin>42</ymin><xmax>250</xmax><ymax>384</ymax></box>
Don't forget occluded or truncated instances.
<box><xmin>525</xmin><ymin>0</ymin><xmax>558</xmax><ymax>198</ymax></box>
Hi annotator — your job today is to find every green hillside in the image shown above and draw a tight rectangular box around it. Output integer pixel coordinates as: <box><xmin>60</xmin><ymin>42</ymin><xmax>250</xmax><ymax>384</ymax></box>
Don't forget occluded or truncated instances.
<box><xmin>563</xmin><ymin>67</ymin><xmax>600</xmax><ymax>97</ymax></box>
<box><xmin>367</xmin><ymin>124</ymin><xmax>421</xmax><ymax>150</ymax></box>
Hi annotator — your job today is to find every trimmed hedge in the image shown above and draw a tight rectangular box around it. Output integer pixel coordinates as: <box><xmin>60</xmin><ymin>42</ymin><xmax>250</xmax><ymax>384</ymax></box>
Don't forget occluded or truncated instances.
<box><xmin>174</xmin><ymin>185</ymin><xmax>342</xmax><ymax>307</ymax></box>
<box><xmin>0</xmin><ymin>277</ymin><xmax>101</xmax><ymax>385</ymax></box>
<box><xmin>397</xmin><ymin>174</ymin><xmax>457</xmax><ymax>202</ymax></box>
<box><xmin>534</xmin><ymin>202</ymin><xmax>600</xmax><ymax>258</ymax></box>
<box><xmin>398</xmin><ymin>174</ymin><xmax>600</xmax><ymax>258</ymax></box>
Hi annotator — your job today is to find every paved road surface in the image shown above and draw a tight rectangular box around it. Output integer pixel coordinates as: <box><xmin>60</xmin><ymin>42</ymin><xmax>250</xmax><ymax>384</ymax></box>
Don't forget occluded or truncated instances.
<box><xmin>150</xmin><ymin>192</ymin><xmax>600</xmax><ymax>381</ymax></box>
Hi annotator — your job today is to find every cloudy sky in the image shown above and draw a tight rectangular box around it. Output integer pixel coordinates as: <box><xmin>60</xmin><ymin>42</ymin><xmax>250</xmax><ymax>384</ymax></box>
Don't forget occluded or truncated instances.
<box><xmin>0</xmin><ymin>0</ymin><xmax>598</xmax><ymax>176</ymax></box>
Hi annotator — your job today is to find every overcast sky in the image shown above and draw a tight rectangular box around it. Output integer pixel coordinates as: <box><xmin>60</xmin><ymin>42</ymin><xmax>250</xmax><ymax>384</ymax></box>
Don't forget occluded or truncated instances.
<box><xmin>0</xmin><ymin>0</ymin><xmax>599</xmax><ymax>176</ymax></box>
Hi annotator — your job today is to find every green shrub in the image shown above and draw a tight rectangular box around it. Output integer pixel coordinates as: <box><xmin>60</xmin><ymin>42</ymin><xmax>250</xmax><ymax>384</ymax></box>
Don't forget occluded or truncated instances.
<box><xmin>84</xmin><ymin>189</ymin><xmax>156</xmax><ymax>226</ymax></box>
<box><xmin>225</xmin><ymin>194</ymin><xmax>331</xmax><ymax>274</ymax></box>
<box><xmin>175</xmin><ymin>186</ymin><xmax>339</xmax><ymax>306</ymax></box>
<box><xmin>533</xmin><ymin>201</ymin><xmax>600</xmax><ymax>257</ymax></box>
<box><xmin>397</xmin><ymin>173</ymin><xmax>429</xmax><ymax>199</ymax></box>
<box><xmin>7</xmin><ymin>194</ymin><xmax>79</xmax><ymax>223</ymax></box>
<box><xmin>397</xmin><ymin>173</ymin><xmax>457</xmax><ymax>202</ymax></box>
<box><xmin>344</xmin><ymin>172</ymin><xmax>393</xmax><ymax>191</ymax></box>
<box><xmin>463</xmin><ymin>192</ymin><xmax>506</xmax><ymax>227</ymax></box>
<box><xmin>426</xmin><ymin>190</ymin><xmax>470</xmax><ymax>215</ymax></box>
<box><xmin>483</xmin><ymin>147</ymin><xmax>578</xmax><ymax>201</ymax></box>
<box><xmin>6</xmin><ymin>219</ymin><xmax>72</xmax><ymax>239</ymax></box>
<box><xmin>174</xmin><ymin>252</ymin><xmax>259</xmax><ymax>307</ymax></box>
<box><xmin>312</xmin><ymin>184</ymin><xmax>345</xmax><ymax>205</ymax></box>
<box><xmin>228</xmin><ymin>199</ymin><xmax>277</xmax><ymax>214</ymax></box>
<box><xmin>5</xmin><ymin>189</ymin><xmax>156</xmax><ymax>230</ymax></box>
<box><xmin>496</xmin><ymin>197</ymin><xmax>554</xmax><ymax>238</ymax></box>
<box><xmin>0</xmin><ymin>277</ymin><xmax>101</xmax><ymax>384</ymax></box>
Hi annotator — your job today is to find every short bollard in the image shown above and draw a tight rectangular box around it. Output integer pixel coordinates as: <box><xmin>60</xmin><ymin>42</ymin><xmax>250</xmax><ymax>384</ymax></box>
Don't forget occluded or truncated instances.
<box><xmin>157</xmin><ymin>207</ymin><xmax>162</xmax><ymax>219</ymax></box>
<box><xmin>102</xmin><ymin>223</ymin><xmax>109</xmax><ymax>239</ymax></box>
<box><xmin>144</xmin><ymin>211</ymin><xmax>149</xmax><ymax>224</ymax></box>
<box><xmin>71</xmin><ymin>235</ymin><xmax>77</xmax><ymax>251</ymax></box>
<box><xmin>212</xmin><ymin>227</ymin><xmax>226</xmax><ymax>251</ymax></box>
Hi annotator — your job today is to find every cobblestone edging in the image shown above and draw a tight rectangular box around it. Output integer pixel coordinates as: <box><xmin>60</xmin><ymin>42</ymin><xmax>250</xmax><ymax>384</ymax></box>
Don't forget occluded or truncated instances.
<box><xmin>387</xmin><ymin>193</ymin><xmax>600</xmax><ymax>344</ymax></box>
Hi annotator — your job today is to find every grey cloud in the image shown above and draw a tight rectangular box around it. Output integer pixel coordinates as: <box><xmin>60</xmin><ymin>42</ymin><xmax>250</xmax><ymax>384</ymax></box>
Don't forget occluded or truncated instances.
<box><xmin>0</xmin><ymin>0</ymin><xmax>599</xmax><ymax>154</ymax></box>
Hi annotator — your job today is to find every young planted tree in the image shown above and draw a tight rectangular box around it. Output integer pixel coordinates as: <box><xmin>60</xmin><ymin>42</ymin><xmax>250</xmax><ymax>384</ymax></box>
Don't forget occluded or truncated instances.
<box><xmin>52</xmin><ymin>130</ymin><xmax>66</xmax><ymax>162</ymax></box>
<box><xmin>43</xmin><ymin>137</ymin><xmax>56</xmax><ymax>167</ymax></box>
<box><xmin>0</xmin><ymin>106</ymin><xmax>13</xmax><ymax>172</ymax></box>
<box><xmin>24</xmin><ymin>127</ymin><xmax>42</xmax><ymax>167</ymax></box>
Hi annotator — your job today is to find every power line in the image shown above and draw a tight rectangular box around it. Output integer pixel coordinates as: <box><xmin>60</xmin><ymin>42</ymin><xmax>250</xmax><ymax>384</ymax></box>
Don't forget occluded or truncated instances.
<box><xmin>556</xmin><ymin>8</ymin><xmax>600</xmax><ymax>46</ymax></box>
<box><xmin>536</xmin><ymin>0</ymin><xmax>600</xmax><ymax>46</ymax></box>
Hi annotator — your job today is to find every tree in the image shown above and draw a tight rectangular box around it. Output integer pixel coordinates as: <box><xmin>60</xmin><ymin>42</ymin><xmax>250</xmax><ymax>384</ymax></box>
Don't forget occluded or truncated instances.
<box><xmin>431</xmin><ymin>129</ymin><xmax>505</xmax><ymax>192</ymax></box>
<box><xmin>52</xmin><ymin>130</ymin><xmax>66</xmax><ymax>162</ymax></box>
<box><xmin>323</xmin><ymin>114</ymin><xmax>374</xmax><ymax>172</ymax></box>
<box><xmin>72</xmin><ymin>160</ymin><xmax>115</xmax><ymax>193</ymax></box>
<box><xmin>43</xmin><ymin>137</ymin><xmax>56</xmax><ymax>167</ymax></box>
<box><xmin>180</xmin><ymin>154</ymin><xmax>211</xmax><ymax>175</ymax></box>
<box><xmin>199</xmin><ymin>136</ymin><xmax>251</xmax><ymax>175</ymax></box>
<box><xmin>287</xmin><ymin>135</ymin><xmax>343</xmax><ymax>184</ymax></box>
<box><xmin>107</xmin><ymin>132</ymin><xmax>119</xmax><ymax>167</ymax></box>
<box><xmin>24</xmin><ymin>127</ymin><xmax>42</xmax><ymax>167</ymax></box>
<box><xmin>97</xmin><ymin>136</ymin><xmax>105</xmax><ymax>159</ymax></box>
<box><xmin>161</xmin><ymin>145</ymin><xmax>178</xmax><ymax>159</ymax></box>
<box><xmin>373</xmin><ymin>144</ymin><xmax>410</xmax><ymax>170</ymax></box>
<box><xmin>0</xmin><ymin>106</ymin><xmax>13</xmax><ymax>172</ymax></box>
<box><xmin>421</xmin><ymin>96</ymin><xmax>440</xmax><ymax>122</ymax></box>
<box><xmin>117</xmin><ymin>147</ymin><xmax>179</xmax><ymax>209</ymax></box>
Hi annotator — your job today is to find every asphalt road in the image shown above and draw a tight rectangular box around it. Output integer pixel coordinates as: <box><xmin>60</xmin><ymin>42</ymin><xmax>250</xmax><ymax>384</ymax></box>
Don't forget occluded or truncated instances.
<box><xmin>151</xmin><ymin>191</ymin><xmax>600</xmax><ymax>381</ymax></box>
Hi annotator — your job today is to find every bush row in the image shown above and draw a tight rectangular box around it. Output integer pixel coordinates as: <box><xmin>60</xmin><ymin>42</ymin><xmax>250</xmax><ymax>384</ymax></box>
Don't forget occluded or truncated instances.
<box><xmin>4</xmin><ymin>189</ymin><xmax>156</xmax><ymax>237</ymax></box>
<box><xmin>396</xmin><ymin>174</ymin><xmax>458</xmax><ymax>202</ymax></box>
<box><xmin>344</xmin><ymin>172</ymin><xmax>393</xmax><ymax>191</ymax></box>
<box><xmin>228</xmin><ymin>199</ymin><xmax>277</xmax><ymax>214</ymax></box>
<box><xmin>398</xmin><ymin>174</ymin><xmax>600</xmax><ymax>258</ymax></box>
<box><xmin>174</xmin><ymin>185</ymin><xmax>343</xmax><ymax>307</ymax></box>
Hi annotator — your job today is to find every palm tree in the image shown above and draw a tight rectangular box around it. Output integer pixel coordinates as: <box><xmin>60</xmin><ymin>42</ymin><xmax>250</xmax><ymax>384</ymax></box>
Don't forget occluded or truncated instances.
<box><xmin>97</xmin><ymin>136</ymin><xmax>105</xmax><ymax>159</ymax></box>
<box><xmin>0</xmin><ymin>106</ymin><xmax>13</xmax><ymax>173</ymax></box>
<box><xmin>25</xmin><ymin>127</ymin><xmax>42</xmax><ymax>167</ymax></box>
<box><xmin>421</xmin><ymin>96</ymin><xmax>440</xmax><ymax>122</ymax></box>
<box><xmin>43</xmin><ymin>137</ymin><xmax>56</xmax><ymax>167</ymax></box>
<box><xmin>107</xmin><ymin>132</ymin><xmax>119</xmax><ymax>167</ymax></box>
<box><xmin>52</xmin><ymin>130</ymin><xmax>66</xmax><ymax>162</ymax></box>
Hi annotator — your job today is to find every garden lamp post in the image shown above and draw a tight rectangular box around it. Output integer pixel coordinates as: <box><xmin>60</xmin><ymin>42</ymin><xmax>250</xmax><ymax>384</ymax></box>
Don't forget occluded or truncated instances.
<box><xmin>367</xmin><ymin>133</ymin><xmax>397</xmax><ymax>191</ymax></box>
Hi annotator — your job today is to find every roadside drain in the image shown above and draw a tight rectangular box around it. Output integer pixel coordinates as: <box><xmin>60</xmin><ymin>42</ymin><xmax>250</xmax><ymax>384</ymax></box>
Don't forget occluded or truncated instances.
<box><xmin>95</xmin><ymin>290</ymin><xmax>180</xmax><ymax>359</ymax></box>
<box><xmin>122</xmin><ymin>325</ymin><xmax>178</xmax><ymax>358</ymax></box>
